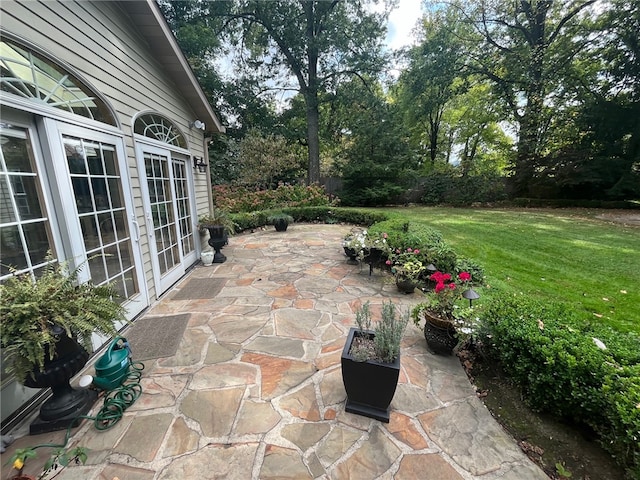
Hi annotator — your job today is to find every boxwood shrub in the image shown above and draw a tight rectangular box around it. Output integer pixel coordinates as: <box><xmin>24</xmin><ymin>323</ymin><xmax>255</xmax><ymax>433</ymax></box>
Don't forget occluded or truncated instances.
<box><xmin>229</xmin><ymin>207</ymin><xmax>388</xmax><ymax>232</ymax></box>
<box><xmin>482</xmin><ymin>294</ymin><xmax>640</xmax><ymax>477</ymax></box>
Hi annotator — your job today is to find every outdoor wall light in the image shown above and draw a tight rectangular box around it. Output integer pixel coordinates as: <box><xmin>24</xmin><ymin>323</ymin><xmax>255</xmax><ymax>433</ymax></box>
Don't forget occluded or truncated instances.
<box><xmin>462</xmin><ymin>288</ymin><xmax>480</xmax><ymax>307</ymax></box>
<box><xmin>190</xmin><ymin>120</ymin><xmax>205</xmax><ymax>131</ymax></box>
<box><xmin>193</xmin><ymin>156</ymin><xmax>207</xmax><ymax>173</ymax></box>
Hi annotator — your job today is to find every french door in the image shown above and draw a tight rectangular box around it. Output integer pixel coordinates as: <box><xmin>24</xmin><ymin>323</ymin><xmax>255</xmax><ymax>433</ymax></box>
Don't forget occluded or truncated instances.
<box><xmin>1</xmin><ymin>111</ymin><xmax>147</xmax><ymax>423</ymax></box>
<box><xmin>137</xmin><ymin>143</ymin><xmax>198</xmax><ymax>296</ymax></box>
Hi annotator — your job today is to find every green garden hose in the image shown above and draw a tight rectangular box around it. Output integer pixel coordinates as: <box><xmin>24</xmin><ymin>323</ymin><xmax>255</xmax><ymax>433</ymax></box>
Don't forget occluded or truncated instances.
<box><xmin>18</xmin><ymin>360</ymin><xmax>145</xmax><ymax>455</ymax></box>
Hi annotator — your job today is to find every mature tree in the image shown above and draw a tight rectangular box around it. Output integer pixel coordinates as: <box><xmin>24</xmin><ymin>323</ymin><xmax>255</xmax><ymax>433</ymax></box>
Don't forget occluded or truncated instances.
<box><xmin>333</xmin><ymin>78</ymin><xmax>412</xmax><ymax>206</ymax></box>
<box><xmin>442</xmin><ymin>81</ymin><xmax>512</xmax><ymax>176</ymax></box>
<box><xmin>212</xmin><ymin>0</ymin><xmax>390</xmax><ymax>185</ymax></box>
<box><xmin>394</xmin><ymin>7</ymin><xmax>469</xmax><ymax>166</ymax></box>
<box><xmin>542</xmin><ymin>0</ymin><xmax>640</xmax><ymax>199</ymax></box>
<box><xmin>452</xmin><ymin>0</ymin><xmax>599</xmax><ymax>196</ymax></box>
<box><xmin>235</xmin><ymin>129</ymin><xmax>306</xmax><ymax>188</ymax></box>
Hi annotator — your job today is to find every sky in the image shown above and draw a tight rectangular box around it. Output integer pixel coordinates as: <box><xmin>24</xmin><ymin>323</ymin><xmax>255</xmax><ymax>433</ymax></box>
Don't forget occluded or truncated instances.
<box><xmin>385</xmin><ymin>0</ymin><xmax>423</xmax><ymax>51</ymax></box>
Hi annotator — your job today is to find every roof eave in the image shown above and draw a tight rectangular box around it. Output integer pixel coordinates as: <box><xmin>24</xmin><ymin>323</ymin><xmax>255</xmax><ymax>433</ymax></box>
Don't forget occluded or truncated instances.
<box><xmin>120</xmin><ymin>0</ymin><xmax>225</xmax><ymax>134</ymax></box>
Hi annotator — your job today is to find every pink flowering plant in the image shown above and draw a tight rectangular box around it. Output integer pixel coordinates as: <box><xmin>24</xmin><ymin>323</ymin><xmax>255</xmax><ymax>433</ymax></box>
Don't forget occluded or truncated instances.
<box><xmin>385</xmin><ymin>247</ymin><xmax>426</xmax><ymax>282</ymax></box>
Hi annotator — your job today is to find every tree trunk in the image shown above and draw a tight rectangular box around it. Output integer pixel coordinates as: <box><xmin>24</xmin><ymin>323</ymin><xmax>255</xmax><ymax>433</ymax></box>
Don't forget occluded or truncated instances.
<box><xmin>304</xmin><ymin>2</ymin><xmax>321</xmax><ymax>185</ymax></box>
<box><xmin>306</xmin><ymin>91</ymin><xmax>321</xmax><ymax>184</ymax></box>
<box><xmin>513</xmin><ymin>3</ymin><xmax>548</xmax><ymax>197</ymax></box>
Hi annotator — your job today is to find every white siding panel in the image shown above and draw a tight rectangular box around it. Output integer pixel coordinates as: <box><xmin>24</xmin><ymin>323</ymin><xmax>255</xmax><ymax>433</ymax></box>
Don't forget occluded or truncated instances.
<box><xmin>1</xmin><ymin>0</ymin><xmax>213</xmax><ymax>300</ymax></box>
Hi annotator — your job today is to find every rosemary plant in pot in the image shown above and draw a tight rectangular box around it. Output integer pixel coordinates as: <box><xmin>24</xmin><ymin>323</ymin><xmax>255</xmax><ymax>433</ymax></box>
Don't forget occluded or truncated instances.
<box><xmin>341</xmin><ymin>301</ymin><xmax>409</xmax><ymax>422</ymax></box>
<box><xmin>0</xmin><ymin>258</ymin><xmax>125</xmax><ymax>433</ymax></box>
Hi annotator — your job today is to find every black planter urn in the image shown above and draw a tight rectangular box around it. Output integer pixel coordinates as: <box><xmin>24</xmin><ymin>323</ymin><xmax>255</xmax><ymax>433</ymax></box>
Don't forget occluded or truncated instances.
<box><xmin>206</xmin><ymin>225</ymin><xmax>228</xmax><ymax>263</ymax></box>
<box><xmin>23</xmin><ymin>325</ymin><xmax>98</xmax><ymax>434</ymax></box>
<box><xmin>343</xmin><ymin>246</ymin><xmax>359</xmax><ymax>264</ymax></box>
<box><xmin>395</xmin><ymin>277</ymin><xmax>416</xmax><ymax>294</ymax></box>
<box><xmin>363</xmin><ymin>247</ymin><xmax>386</xmax><ymax>276</ymax></box>
<box><xmin>423</xmin><ymin>312</ymin><xmax>458</xmax><ymax>355</ymax></box>
<box><xmin>273</xmin><ymin>218</ymin><xmax>289</xmax><ymax>232</ymax></box>
<box><xmin>341</xmin><ymin>327</ymin><xmax>400</xmax><ymax>423</ymax></box>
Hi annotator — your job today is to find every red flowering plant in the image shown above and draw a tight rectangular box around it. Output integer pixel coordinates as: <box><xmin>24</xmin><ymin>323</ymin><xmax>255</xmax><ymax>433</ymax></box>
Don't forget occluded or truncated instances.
<box><xmin>411</xmin><ymin>270</ymin><xmax>478</xmax><ymax>326</ymax></box>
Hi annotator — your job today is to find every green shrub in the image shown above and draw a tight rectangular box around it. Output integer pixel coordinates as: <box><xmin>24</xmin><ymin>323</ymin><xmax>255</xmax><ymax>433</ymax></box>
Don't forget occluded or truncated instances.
<box><xmin>482</xmin><ymin>294</ymin><xmax>640</xmax><ymax>477</ymax></box>
<box><xmin>229</xmin><ymin>207</ymin><xmax>387</xmax><ymax>232</ymax></box>
<box><xmin>420</xmin><ymin>173</ymin><xmax>507</xmax><ymax>206</ymax></box>
<box><xmin>512</xmin><ymin>198</ymin><xmax>638</xmax><ymax>209</ymax></box>
<box><xmin>367</xmin><ymin>220</ymin><xmax>465</xmax><ymax>276</ymax></box>
<box><xmin>454</xmin><ymin>256</ymin><xmax>485</xmax><ymax>283</ymax></box>
<box><xmin>213</xmin><ymin>183</ymin><xmax>334</xmax><ymax>213</ymax></box>
<box><xmin>229</xmin><ymin>211</ymin><xmax>270</xmax><ymax>231</ymax></box>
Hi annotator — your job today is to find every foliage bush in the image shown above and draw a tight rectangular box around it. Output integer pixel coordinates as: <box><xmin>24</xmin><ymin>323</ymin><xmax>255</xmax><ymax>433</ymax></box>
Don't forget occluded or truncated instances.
<box><xmin>229</xmin><ymin>207</ymin><xmax>387</xmax><ymax>232</ymax></box>
<box><xmin>512</xmin><ymin>198</ymin><xmax>639</xmax><ymax>209</ymax></box>
<box><xmin>420</xmin><ymin>172</ymin><xmax>507</xmax><ymax>206</ymax></box>
<box><xmin>213</xmin><ymin>183</ymin><xmax>334</xmax><ymax>213</ymax></box>
<box><xmin>482</xmin><ymin>295</ymin><xmax>640</xmax><ymax>477</ymax></box>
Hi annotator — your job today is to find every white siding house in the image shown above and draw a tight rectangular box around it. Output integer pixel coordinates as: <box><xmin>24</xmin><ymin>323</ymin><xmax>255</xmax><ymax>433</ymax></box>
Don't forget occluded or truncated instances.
<box><xmin>0</xmin><ymin>0</ymin><xmax>224</xmax><ymax>425</ymax></box>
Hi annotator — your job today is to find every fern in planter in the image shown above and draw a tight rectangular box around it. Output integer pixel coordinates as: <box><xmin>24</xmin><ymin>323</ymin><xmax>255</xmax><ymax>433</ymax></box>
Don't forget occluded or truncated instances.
<box><xmin>198</xmin><ymin>208</ymin><xmax>236</xmax><ymax>234</ymax></box>
<box><xmin>267</xmin><ymin>212</ymin><xmax>294</xmax><ymax>232</ymax></box>
<box><xmin>0</xmin><ymin>257</ymin><xmax>126</xmax><ymax>383</ymax></box>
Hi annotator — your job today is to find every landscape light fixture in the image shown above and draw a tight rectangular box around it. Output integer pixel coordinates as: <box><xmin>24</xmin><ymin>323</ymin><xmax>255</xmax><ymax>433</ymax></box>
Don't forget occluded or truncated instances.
<box><xmin>462</xmin><ymin>288</ymin><xmax>480</xmax><ymax>307</ymax></box>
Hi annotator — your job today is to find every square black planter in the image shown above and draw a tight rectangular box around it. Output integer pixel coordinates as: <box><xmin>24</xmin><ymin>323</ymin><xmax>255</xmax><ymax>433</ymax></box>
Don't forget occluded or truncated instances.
<box><xmin>340</xmin><ymin>327</ymin><xmax>400</xmax><ymax>423</ymax></box>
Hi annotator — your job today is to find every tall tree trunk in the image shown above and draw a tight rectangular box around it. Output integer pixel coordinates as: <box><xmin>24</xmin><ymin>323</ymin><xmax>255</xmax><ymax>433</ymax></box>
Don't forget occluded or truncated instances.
<box><xmin>513</xmin><ymin>3</ymin><xmax>548</xmax><ymax>197</ymax></box>
<box><xmin>305</xmin><ymin>90</ymin><xmax>321</xmax><ymax>184</ymax></box>
<box><xmin>304</xmin><ymin>1</ymin><xmax>321</xmax><ymax>185</ymax></box>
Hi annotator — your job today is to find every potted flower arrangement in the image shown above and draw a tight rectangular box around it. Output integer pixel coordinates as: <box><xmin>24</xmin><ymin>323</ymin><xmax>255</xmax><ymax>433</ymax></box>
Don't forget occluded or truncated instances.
<box><xmin>385</xmin><ymin>247</ymin><xmax>426</xmax><ymax>294</ymax></box>
<box><xmin>358</xmin><ymin>231</ymin><xmax>389</xmax><ymax>275</ymax></box>
<box><xmin>341</xmin><ymin>301</ymin><xmax>409</xmax><ymax>422</ymax></box>
<box><xmin>0</xmin><ymin>257</ymin><xmax>125</xmax><ymax>433</ymax></box>
<box><xmin>341</xmin><ymin>229</ymin><xmax>367</xmax><ymax>263</ymax></box>
<box><xmin>266</xmin><ymin>212</ymin><xmax>294</xmax><ymax>232</ymax></box>
<box><xmin>410</xmin><ymin>270</ymin><xmax>479</xmax><ymax>355</ymax></box>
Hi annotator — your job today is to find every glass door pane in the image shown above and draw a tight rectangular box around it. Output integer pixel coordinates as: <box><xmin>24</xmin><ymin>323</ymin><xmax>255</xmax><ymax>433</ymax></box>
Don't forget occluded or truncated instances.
<box><xmin>64</xmin><ymin>136</ymin><xmax>139</xmax><ymax>301</ymax></box>
<box><xmin>172</xmin><ymin>158</ymin><xmax>195</xmax><ymax>259</ymax></box>
<box><xmin>0</xmin><ymin>125</ymin><xmax>56</xmax><ymax>279</ymax></box>
<box><xmin>144</xmin><ymin>152</ymin><xmax>180</xmax><ymax>276</ymax></box>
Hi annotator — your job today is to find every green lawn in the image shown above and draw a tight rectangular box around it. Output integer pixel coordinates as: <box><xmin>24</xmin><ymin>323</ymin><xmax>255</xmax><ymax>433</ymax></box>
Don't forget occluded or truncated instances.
<box><xmin>379</xmin><ymin>207</ymin><xmax>640</xmax><ymax>334</ymax></box>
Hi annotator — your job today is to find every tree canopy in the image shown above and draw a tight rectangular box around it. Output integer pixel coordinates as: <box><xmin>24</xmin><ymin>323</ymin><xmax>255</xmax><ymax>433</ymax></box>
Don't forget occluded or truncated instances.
<box><xmin>162</xmin><ymin>0</ymin><xmax>640</xmax><ymax>203</ymax></box>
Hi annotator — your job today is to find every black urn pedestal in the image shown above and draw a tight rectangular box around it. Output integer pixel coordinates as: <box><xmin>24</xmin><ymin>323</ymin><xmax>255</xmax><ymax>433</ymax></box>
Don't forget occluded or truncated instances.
<box><xmin>206</xmin><ymin>225</ymin><xmax>228</xmax><ymax>263</ymax></box>
<box><xmin>24</xmin><ymin>329</ymin><xmax>98</xmax><ymax>435</ymax></box>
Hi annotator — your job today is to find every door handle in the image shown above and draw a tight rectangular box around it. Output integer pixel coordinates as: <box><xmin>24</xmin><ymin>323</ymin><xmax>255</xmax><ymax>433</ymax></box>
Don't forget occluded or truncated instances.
<box><xmin>131</xmin><ymin>217</ymin><xmax>140</xmax><ymax>242</ymax></box>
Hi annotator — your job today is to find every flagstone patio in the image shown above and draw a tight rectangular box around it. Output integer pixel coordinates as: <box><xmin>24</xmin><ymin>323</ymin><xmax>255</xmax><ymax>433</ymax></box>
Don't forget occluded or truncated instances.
<box><xmin>1</xmin><ymin>224</ymin><xmax>547</xmax><ymax>480</ymax></box>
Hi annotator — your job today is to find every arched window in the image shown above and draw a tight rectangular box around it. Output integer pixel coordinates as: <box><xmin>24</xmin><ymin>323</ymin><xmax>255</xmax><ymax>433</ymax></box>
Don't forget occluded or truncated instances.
<box><xmin>0</xmin><ymin>38</ymin><xmax>116</xmax><ymax>125</ymax></box>
<box><xmin>134</xmin><ymin>113</ymin><xmax>187</xmax><ymax>149</ymax></box>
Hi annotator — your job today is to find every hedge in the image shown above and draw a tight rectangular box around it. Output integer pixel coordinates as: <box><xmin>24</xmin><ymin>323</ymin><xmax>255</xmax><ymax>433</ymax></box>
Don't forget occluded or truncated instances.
<box><xmin>482</xmin><ymin>295</ymin><xmax>640</xmax><ymax>478</ymax></box>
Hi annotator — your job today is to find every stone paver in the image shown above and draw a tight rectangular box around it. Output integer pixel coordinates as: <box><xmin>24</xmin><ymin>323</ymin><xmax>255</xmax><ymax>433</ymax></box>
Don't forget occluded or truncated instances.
<box><xmin>1</xmin><ymin>225</ymin><xmax>547</xmax><ymax>480</ymax></box>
